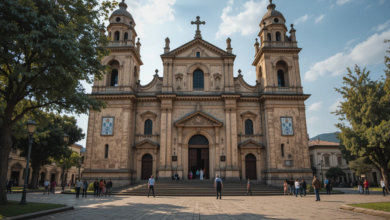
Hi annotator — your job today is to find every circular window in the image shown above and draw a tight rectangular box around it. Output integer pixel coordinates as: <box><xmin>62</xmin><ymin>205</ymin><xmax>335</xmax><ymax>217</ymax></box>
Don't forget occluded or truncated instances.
<box><xmin>116</xmin><ymin>17</ymin><xmax>121</xmax><ymax>22</ymax></box>
<box><xmin>274</xmin><ymin>18</ymin><xmax>279</xmax><ymax>23</ymax></box>
<box><xmin>129</xmin><ymin>21</ymin><xmax>133</xmax><ymax>25</ymax></box>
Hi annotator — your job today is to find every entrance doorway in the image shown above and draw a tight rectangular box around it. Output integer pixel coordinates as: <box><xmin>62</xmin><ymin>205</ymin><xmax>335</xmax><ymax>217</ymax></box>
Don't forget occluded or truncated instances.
<box><xmin>245</xmin><ymin>154</ymin><xmax>257</xmax><ymax>180</ymax></box>
<box><xmin>141</xmin><ymin>154</ymin><xmax>153</xmax><ymax>180</ymax></box>
<box><xmin>11</xmin><ymin>171</ymin><xmax>20</xmax><ymax>186</ymax></box>
<box><xmin>40</xmin><ymin>172</ymin><xmax>45</xmax><ymax>186</ymax></box>
<box><xmin>51</xmin><ymin>173</ymin><xmax>56</xmax><ymax>182</ymax></box>
<box><xmin>188</xmin><ymin>135</ymin><xmax>209</xmax><ymax>179</ymax></box>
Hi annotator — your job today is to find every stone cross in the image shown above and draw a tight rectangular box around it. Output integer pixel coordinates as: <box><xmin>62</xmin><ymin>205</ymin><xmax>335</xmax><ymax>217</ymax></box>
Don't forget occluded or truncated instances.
<box><xmin>191</xmin><ymin>16</ymin><xmax>205</xmax><ymax>39</ymax></box>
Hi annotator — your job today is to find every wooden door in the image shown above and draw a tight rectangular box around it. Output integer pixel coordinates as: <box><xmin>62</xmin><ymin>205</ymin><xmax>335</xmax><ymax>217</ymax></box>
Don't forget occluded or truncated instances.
<box><xmin>245</xmin><ymin>154</ymin><xmax>257</xmax><ymax>180</ymax></box>
<box><xmin>141</xmin><ymin>154</ymin><xmax>153</xmax><ymax>180</ymax></box>
<box><xmin>189</xmin><ymin>149</ymin><xmax>197</xmax><ymax>174</ymax></box>
<box><xmin>201</xmin><ymin>149</ymin><xmax>209</xmax><ymax>179</ymax></box>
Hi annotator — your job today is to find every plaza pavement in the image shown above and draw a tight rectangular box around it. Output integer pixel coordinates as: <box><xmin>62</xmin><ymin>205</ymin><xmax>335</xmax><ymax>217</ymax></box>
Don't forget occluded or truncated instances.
<box><xmin>5</xmin><ymin>190</ymin><xmax>390</xmax><ymax>220</ymax></box>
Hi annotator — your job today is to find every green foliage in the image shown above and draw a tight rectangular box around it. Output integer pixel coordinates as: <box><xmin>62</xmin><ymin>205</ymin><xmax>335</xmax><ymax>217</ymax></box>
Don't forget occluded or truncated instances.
<box><xmin>88</xmin><ymin>182</ymin><xmax>94</xmax><ymax>191</ymax></box>
<box><xmin>349</xmin><ymin>158</ymin><xmax>373</xmax><ymax>176</ymax></box>
<box><xmin>325</xmin><ymin>167</ymin><xmax>346</xmax><ymax>180</ymax></box>
<box><xmin>0</xmin><ymin>201</ymin><xmax>66</xmax><ymax>218</ymax></box>
<box><xmin>54</xmin><ymin>151</ymin><xmax>81</xmax><ymax>172</ymax></box>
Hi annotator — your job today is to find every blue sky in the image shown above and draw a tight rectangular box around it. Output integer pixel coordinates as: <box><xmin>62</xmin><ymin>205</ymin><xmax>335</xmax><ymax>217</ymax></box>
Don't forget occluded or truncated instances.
<box><xmin>74</xmin><ymin>0</ymin><xmax>390</xmax><ymax>147</ymax></box>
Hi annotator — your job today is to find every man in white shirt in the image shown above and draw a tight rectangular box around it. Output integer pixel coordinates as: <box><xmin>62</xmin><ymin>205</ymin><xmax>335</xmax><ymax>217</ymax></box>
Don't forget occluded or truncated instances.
<box><xmin>75</xmin><ymin>178</ymin><xmax>83</xmax><ymax>198</ymax></box>
<box><xmin>214</xmin><ymin>174</ymin><xmax>223</xmax><ymax>199</ymax></box>
<box><xmin>380</xmin><ymin>178</ymin><xmax>387</xmax><ymax>196</ymax></box>
<box><xmin>43</xmin><ymin>179</ymin><xmax>50</xmax><ymax>195</ymax></box>
<box><xmin>295</xmin><ymin>179</ymin><xmax>302</xmax><ymax>197</ymax></box>
<box><xmin>148</xmin><ymin>175</ymin><xmax>155</xmax><ymax>197</ymax></box>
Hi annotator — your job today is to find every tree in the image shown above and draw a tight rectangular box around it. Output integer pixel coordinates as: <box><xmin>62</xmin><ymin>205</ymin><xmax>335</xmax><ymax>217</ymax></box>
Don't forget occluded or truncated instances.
<box><xmin>349</xmin><ymin>157</ymin><xmax>373</xmax><ymax>177</ymax></box>
<box><xmin>54</xmin><ymin>150</ymin><xmax>81</xmax><ymax>189</ymax></box>
<box><xmin>334</xmin><ymin>40</ymin><xmax>390</xmax><ymax>194</ymax></box>
<box><xmin>14</xmin><ymin>113</ymin><xmax>84</xmax><ymax>189</ymax></box>
<box><xmin>0</xmin><ymin>0</ymin><xmax>117</xmax><ymax>204</ymax></box>
<box><xmin>325</xmin><ymin>167</ymin><xmax>346</xmax><ymax>182</ymax></box>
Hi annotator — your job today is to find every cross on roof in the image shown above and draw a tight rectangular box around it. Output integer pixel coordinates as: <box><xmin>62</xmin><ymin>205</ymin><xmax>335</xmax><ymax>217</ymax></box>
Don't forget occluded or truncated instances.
<box><xmin>191</xmin><ymin>16</ymin><xmax>205</xmax><ymax>39</ymax></box>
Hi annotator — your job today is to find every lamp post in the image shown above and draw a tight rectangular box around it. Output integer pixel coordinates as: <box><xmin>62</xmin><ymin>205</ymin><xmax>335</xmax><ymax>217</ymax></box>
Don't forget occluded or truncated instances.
<box><xmin>61</xmin><ymin>134</ymin><xmax>70</xmax><ymax>192</ymax></box>
<box><xmin>20</xmin><ymin>120</ymin><xmax>37</xmax><ymax>205</ymax></box>
<box><xmin>78</xmin><ymin>160</ymin><xmax>82</xmax><ymax>179</ymax></box>
<box><xmin>318</xmin><ymin>160</ymin><xmax>324</xmax><ymax>188</ymax></box>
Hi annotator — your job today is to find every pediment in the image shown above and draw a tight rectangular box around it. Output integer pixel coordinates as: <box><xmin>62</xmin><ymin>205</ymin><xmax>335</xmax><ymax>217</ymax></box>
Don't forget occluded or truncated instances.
<box><xmin>240</xmin><ymin>111</ymin><xmax>257</xmax><ymax>118</ymax></box>
<box><xmin>135</xmin><ymin>139</ymin><xmax>159</xmax><ymax>149</ymax></box>
<box><xmin>162</xmin><ymin>38</ymin><xmax>235</xmax><ymax>58</ymax></box>
<box><xmin>238</xmin><ymin>140</ymin><xmax>264</xmax><ymax>149</ymax></box>
<box><xmin>140</xmin><ymin>111</ymin><xmax>157</xmax><ymax>120</ymax></box>
<box><xmin>174</xmin><ymin>111</ymin><xmax>223</xmax><ymax>127</ymax></box>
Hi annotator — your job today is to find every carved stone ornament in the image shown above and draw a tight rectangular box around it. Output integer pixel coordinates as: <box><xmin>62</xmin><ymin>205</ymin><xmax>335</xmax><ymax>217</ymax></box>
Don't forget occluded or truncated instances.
<box><xmin>195</xmin><ymin>102</ymin><xmax>202</xmax><ymax>111</ymax></box>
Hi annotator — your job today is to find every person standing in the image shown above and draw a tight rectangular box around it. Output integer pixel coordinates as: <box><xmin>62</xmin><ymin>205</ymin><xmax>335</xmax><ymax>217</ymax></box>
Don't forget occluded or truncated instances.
<box><xmin>200</xmin><ymin>169</ymin><xmax>204</xmax><ymax>180</ymax></box>
<box><xmin>312</xmin><ymin>175</ymin><xmax>321</xmax><ymax>201</ymax></box>
<box><xmin>301</xmin><ymin>179</ymin><xmax>307</xmax><ymax>197</ymax></box>
<box><xmin>106</xmin><ymin>179</ymin><xmax>113</xmax><ymax>196</ymax></box>
<box><xmin>51</xmin><ymin>180</ymin><xmax>56</xmax><ymax>194</ymax></box>
<box><xmin>295</xmin><ymin>179</ymin><xmax>302</xmax><ymax>197</ymax></box>
<box><xmin>196</xmin><ymin>169</ymin><xmax>200</xmax><ymax>180</ymax></box>
<box><xmin>358</xmin><ymin>180</ymin><xmax>363</xmax><ymax>194</ymax></box>
<box><xmin>214</xmin><ymin>174</ymin><xmax>223</xmax><ymax>199</ymax></box>
<box><xmin>43</xmin><ymin>179</ymin><xmax>50</xmax><ymax>195</ymax></box>
<box><xmin>93</xmin><ymin>179</ymin><xmax>99</xmax><ymax>197</ymax></box>
<box><xmin>189</xmin><ymin>171</ymin><xmax>193</xmax><ymax>180</ymax></box>
<box><xmin>148</xmin><ymin>175</ymin><xmax>155</xmax><ymax>197</ymax></box>
<box><xmin>324</xmin><ymin>177</ymin><xmax>330</xmax><ymax>195</ymax></box>
<box><xmin>82</xmin><ymin>180</ymin><xmax>88</xmax><ymax>198</ymax></box>
<box><xmin>75</xmin><ymin>178</ymin><xmax>82</xmax><ymax>198</ymax></box>
<box><xmin>364</xmin><ymin>179</ymin><xmax>369</xmax><ymax>195</ymax></box>
<box><xmin>99</xmin><ymin>179</ymin><xmax>104</xmax><ymax>197</ymax></box>
<box><xmin>283</xmin><ymin>180</ymin><xmax>288</xmax><ymax>196</ymax></box>
<box><xmin>289</xmin><ymin>178</ymin><xmax>294</xmax><ymax>195</ymax></box>
<box><xmin>380</xmin><ymin>178</ymin><xmax>386</xmax><ymax>196</ymax></box>
<box><xmin>246</xmin><ymin>178</ymin><xmax>252</xmax><ymax>196</ymax></box>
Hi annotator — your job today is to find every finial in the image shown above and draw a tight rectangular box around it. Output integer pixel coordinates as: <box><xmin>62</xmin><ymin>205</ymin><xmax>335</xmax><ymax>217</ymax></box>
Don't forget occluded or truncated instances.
<box><xmin>155</xmin><ymin>69</ymin><xmax>159</xmax><ymax>75</ymax></box>
<box><xmin>255</xmin><ymin>38</ymin><xmax>258</xmax><ymax>43</ymax></box>
<box><xmin>137</xmin><ymin>38</ymin><xmax>140</xmax><ymax>42</ymax></box>
<box><xmin>270</xmin><ymin>0</ymin><xmax>272</xmax><ymax>3</ymax></box>
<box><xmin>238</xmin><ymin>69</ymin><xmax>242</xmax><ymax>75</ymax></box>
<box><xmin>291</xmin><ymin>24</ymin><xmax>294</xmax><ymax>28</ymax></box>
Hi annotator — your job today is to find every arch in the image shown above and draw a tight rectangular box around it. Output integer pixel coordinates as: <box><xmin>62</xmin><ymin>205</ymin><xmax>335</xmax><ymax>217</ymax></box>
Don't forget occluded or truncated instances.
<box><xmin>245</xmin><ymin>119</ymin><xmax>254</xmax><ymax>135</ymax></box>
<box><xmin>267</xmin><ymin>33</ymin><xmax>272</xmax><ymax>41</ymax></box>
<box><xmin>110</xmin><ymin>69</ymin><xmax>118</xmax><ymax>86</ymax></box>
<box><xmin>188</xmin><ymin>134</ymin><xmax>209</xmax><ymax>179</ymax></box>
<box><xmin>183</xmin><ymin>130</ymin><xmax>214</xmax><ymax>146</ymax></box>
<box><xmin>189</xmin><ymin>134</ymin><xmax>209</xmax><ymax>145</ymax></box>
<box><xmin>124</xmin><ymin>32</ymin><xmax>128</xmax><ymax>41</ymax></box>
<box><xmin>193</xmin><ymin>69</ymin><xmax>204</xmax><ymax>90</ymax></box>
<box><xmin>187</xmin><ymin>62</ymin><xmax>210</xmax><ymax>75</ymax></box>
<box><xmin>11</xmin><ymin>162</ymin><xmax>23</xmax><ymax>171</ymax></box>
<box><xmin>141</xmin><ymin>154</ymin><xmax>153</xmax><ymax>180</ymax></box>
<box><xmin>276</xmin><ymin>32</ymin><xmax>281</xmax><ymax>41</ymax></box>
<box><xmin>245</xmin><ymin>154</ymin><xmax>257</xmax><ymax>180</ymax></box>
<box><xmin>104</xmin><ymin>144</ymin><xmax>109</xmax><ymax>159</ymax></box>
<box><xmin>196</xmin><ymin>52</ymin><xmax>200</xmax><ymax>58</ymax></box>
<box><xmin>114</xmin><ymin>31</ymin><xmax>120</xmax><ymax>41</ymax></box>
<box><xmin>144</xmin><ymin>119</ymin><xmax>153</xmax><ymax>135</ymax></box>
<box><xmin>277</xmin><ymin>70</ymin><xmax>285</xmax><ymax>87</ymax></box>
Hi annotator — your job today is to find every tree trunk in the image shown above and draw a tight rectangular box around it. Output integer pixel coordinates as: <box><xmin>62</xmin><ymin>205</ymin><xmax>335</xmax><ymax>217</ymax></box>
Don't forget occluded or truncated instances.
<box><xmin>30</xmin><ymin>164</ymin><xmax>41</xmax><ymax>189</ymax></box>
<box><xmin>0</xmin><ymin>118</ymin><xmax>13</xmax><ymax>205</ymax></box>
<box><xmin>377</xmin><ymin>153</ymin><xmax>390</xmax><ymax>193</ymax></box>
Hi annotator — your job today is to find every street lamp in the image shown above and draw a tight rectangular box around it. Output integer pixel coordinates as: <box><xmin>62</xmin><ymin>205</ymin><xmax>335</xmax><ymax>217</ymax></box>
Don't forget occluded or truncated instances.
<box><xmin>20</xmin><ymin>120</ymin><xmax>37</xmax><ymax>205</ymax></box>
<box><xmin>78</xmin><ymin>160</ymin><xmax>82</xmax><ymax>179</ymax></box>
<box><xmin>61</xmin><ymin>134</ymin><xmax>70</xmax><ymax>192</ymax></box>
<box><xmin>318</xmin><ymin>160</ymin><xmax>324</xmax><ymax>188</ymax></box>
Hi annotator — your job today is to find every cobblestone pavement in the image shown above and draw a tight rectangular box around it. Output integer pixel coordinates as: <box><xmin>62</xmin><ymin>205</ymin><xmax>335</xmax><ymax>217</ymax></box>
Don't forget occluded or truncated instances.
<box><xmin>6</xmin><ymin>192</ymin><xmax>390</xmax><ymax>220</ymax></box>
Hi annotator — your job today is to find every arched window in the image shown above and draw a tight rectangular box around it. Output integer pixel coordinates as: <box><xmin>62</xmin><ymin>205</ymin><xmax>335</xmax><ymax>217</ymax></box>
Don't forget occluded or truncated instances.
<box><xmin>114</xmin><ymin>31</ymin><xmax>120</xmax><ymax>41</ymax></box>
<box><xmin>144</xmin><ymin>119</ymin><xmax>153</xmax><ymax>135</ymax></box>
<box><xmin>267</xmin><ymin>33</ymin><xmax>272</xmax><ymax>41</ymax></box>
<box><xmin>276</xmin><ymin>32</ymin><xmax>281</xmax><ymax>41</ymax></box>
<box><xmin>104</xmin><ymin>144</ymin><xmax>109</xmax><ymax>159</ymax></box>
<box><xmin>110</xmin><ymin>69</ymin><xmax>118</xmax><ymax>86</ymax></box>
<box><xmin>277</xmin><ymin>70</ymin><xmax>285</xmax><ymax>87</ymax></box>
<box><xmin>124</xmin><ymin>32</ymin><xmax>128</xmax><ymax>41</ymax></box>
<box><xmin>281</xmin><ymin>144</ymin><xmax>284</xmax><ymax>157</ymax></box>
<box><xmin>245</xmin><ymin>119</ymin><xmax>254</xmax><ymax>135</ymax></box>
<box><xmin>196</xmin><ymin>52</ymin><xmax>200</xmax><ymax>58</ymax></box>
<box><xmin>193</xmin><ymin>69</ymin><xmax>204</xmax><ymax>90</ymax></box>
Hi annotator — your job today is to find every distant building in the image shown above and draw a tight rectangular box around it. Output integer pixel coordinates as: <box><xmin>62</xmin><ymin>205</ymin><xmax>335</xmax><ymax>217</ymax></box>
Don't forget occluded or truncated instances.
<box><xmin>308</xmin><ymin>138</ymin><xmax>380</xmax><ymax>186</ymax></box>
<box><xmin>7</xmin><ymin>144</ymin><xmax>85</xmax><ymax>187</ymax></box>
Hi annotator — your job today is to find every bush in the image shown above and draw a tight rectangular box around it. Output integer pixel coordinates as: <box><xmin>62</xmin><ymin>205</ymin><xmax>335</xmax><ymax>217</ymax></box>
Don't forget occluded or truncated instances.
<box><xmin>88</xmin><ymin>183</ymin><xmax>94</xmax><ymax>191</ymax></box>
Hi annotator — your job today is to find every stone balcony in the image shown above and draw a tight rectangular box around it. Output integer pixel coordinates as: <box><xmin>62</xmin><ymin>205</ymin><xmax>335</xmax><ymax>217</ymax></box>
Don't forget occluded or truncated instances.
<box><xmin>238</xmin><ymin>134</ymin><xmax>262</xmax><ymax>145</ymax></box>
<box><xmin>261</xmin><ymin>86</ymin><xmax>303</xmax><ymax>94</ymax></box>
<box><xmin>91</xmin><ymin>86</ymin><xmax>134</xmax><ymax>93</ymax></box>
<box><xmin>261</xmin><ymin>41</ymin><xmax>298</xmax><ymax>48</ymax></box>
<box><xmin>135</xmin><ymin>134</ymin><xmax>160</xmax><ymax>145</ymax></box>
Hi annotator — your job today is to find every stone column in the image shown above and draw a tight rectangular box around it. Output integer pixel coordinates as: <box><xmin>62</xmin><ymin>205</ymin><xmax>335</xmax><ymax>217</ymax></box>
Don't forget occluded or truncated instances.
<box><xmin>162</xmin><ymin>63</ymin><xmax>168</xmax><ymax>91</ymax></box>
<box><xmin>214</xmin><ymin>127</ymin><xmax>220</xmax><ymax>169</ymax></box>
<box><xmin>120</xmin><ymin>106</ymin><xmax>132</xmax><ymax>169</ymax></box>
<box><xmin>159</xmin><ymin>108</ymin><xmax>167</xmax><ymax>168</ymax></box>
<box><xmin>204</xmin><ymin>72</ymin><xmax>209</xmax><ymax>91</ymax></box>
<box><xmin>229</xmin><ymin>61</ymin><xmax>234</xmax><ymax>90</ymax></box>
<box><xmin>265</xmin><ymin>106</ymin><xmax>276</xmax><ymax>168</ymax></box>
<box><xmin>178</xmin><ymin>127</ymin><xmax>183</xmax><ymax>170</ymax></box>
<box><xmin>230</xmin><ymin>108</ymin><xmax>239</xmax><ymax>169</ymax></box>
<box><xmin>188</xmin><ymin>72</ymin><xmax>193</xmax><ymax>92</ymax></box>
<box><xmin>225</xmin><ymin>108</ymin><xmax>232</xmax><ymax>168</ymax></box>
<box><xmin>84</xmin><ymin>110</ymin><xmax>96</xmax><ymax>170</ymax></box>
<box><xmin>182</xmin><ymin>144</ymin><xmax>188</xmax><ymax>180</ymax></box>
<box><xmin>223</xmin><ymin>61</ymin><xmax>229</xmax><ymax>91</ymax></box>
<box><xmin>166</xmin><ymin>108</ymin><xmax>172</xmax><ymax>169</ymax></box>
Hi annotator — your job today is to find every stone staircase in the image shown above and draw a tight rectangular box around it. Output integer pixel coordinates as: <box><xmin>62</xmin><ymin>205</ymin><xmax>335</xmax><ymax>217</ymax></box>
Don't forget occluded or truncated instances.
<box><xmin>112</xmin><ymin>180</ymin><xmax>284</xmax><ymax>196</ymax></box>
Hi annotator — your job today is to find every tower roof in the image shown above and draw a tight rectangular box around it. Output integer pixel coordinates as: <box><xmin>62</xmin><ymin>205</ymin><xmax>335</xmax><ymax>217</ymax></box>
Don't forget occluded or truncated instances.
<box><xmin>110</xmin><ymin>0</ymin><xmax>133</xmax><ymax>19</ymax></box>
<box><xmin>262</xmin><ymin>0</ymin><xmax>284</xmax><ymax>21</ymax></box>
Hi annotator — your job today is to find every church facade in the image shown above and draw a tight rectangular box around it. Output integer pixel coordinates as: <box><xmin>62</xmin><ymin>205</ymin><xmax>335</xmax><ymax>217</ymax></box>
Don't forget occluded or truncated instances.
<box><xmin>83</xmin><ymin>0</ymin><xmax>312</xmax><ymax>187</ymax></box>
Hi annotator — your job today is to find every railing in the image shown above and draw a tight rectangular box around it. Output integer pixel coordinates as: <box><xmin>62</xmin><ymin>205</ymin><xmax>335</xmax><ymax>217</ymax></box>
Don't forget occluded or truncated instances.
<box><xmin>262</xmin><ymin>86</ymin><xmax>303</xmax><ymax>94</ymax></box>
<box><xmin>135</xmin><ymin>134</ymin><xmax>160</xmax><ymax>145</ymax></box>
<box><xmin>108</xmin><ymin>40</ymin><xmax>133</xmax><ymax>47</ymax></box>
<box><xmin>238</xmin><ymin>134</ymin><xmax>262</xmax><ymax>145</ymax></box>
<box><xmin>92</xmin><ymin>86</ymin><xmax>134</xmax><ymax>93</ymax></box>
<box><xmin>261</xmin><ymin>41</ymin><xmax>297</xmax><ymax>48</ymax></box>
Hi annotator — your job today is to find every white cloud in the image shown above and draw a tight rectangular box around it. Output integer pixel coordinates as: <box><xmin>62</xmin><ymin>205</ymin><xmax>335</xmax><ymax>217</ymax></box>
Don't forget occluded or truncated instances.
<box><xmin>308</xmin><ymin>102</ymin><xmax>323</xmax><ymax>111</ymax></box>
<box><xmin>372</xmin><ymin>20</ymin><xmax>390</xmax><ymax>32</ymax></box>
<box><xmin>216</xmin><ymin>0</ymin><xmax>268</xmax><ymax>39</ymax></box>
<box><xmin>294</xmin><ymin>14</ymin><xmax>311</xmax><ymax>25</ymax></box>
<box><xmin>379</xmin><ymin>0</ymin><xmax>385</xmax><ymax>5</ymax></box>
<box><xmin>315</xmin><ymin>14</ymin><xmax>325</xmax><ymax>24</ymax></box>
<box><xmin>304</xmin><ymin>30</ymin><xmax>390</xmax><ymax>81</ymax></box>
<box><xmin>307</xmin><ymin>116</ymin><xmax>319</xmax><ymax>124</ymax></box>
<box><xmin>344</xmin><ymin>38</ymin><xmax>356</xmax><ymax>50</ymax></box>
<box><xmin>336</xmin><ymin>0</ymin><xmax>353</xmax><ymax>5</ymax></box>
<box><xmin>329</xmin><ymin>98</ymin><xmax>343</xmax><ymax>112</ymax></box>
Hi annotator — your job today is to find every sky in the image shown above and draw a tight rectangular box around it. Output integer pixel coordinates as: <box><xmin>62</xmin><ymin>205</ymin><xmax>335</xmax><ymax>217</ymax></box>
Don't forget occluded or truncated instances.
<box><xmin>73</xmin><ymin>0</ymin><xmax>390</xmax><ymax>147</ymax></box>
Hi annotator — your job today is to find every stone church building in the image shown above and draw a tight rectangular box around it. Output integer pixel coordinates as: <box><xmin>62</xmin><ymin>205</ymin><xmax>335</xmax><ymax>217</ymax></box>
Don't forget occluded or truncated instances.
<box><xmin>83</xmin><ymin>0</ymin><xmax>312</xmax><ymax>187</ymax></box>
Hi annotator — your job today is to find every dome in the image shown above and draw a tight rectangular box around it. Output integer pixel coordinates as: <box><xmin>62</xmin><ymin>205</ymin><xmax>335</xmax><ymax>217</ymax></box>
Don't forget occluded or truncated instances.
<box><xmin>262</xmin><ymin>1</ymin><xmax>284</xmax><ymax>21</ymax></box>
<box><xmin>110</xmin><ymin>0</ymin><xmax>133</xmax><ymax>20</ymax></box>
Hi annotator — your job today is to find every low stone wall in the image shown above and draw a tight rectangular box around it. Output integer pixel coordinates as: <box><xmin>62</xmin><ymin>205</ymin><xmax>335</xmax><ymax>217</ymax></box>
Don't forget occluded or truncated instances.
<box><xmin>340</xmin><ymin>205</ymin><xmax>390</xmax><ymax>219</ymax></box>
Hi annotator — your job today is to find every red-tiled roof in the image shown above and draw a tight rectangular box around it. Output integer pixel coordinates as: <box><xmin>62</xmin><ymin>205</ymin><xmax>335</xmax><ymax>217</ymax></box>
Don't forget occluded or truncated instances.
<box><xmin>308</xmin><ymin>139</ymin><xmax>339</xmax><ymax>147</ymax></box>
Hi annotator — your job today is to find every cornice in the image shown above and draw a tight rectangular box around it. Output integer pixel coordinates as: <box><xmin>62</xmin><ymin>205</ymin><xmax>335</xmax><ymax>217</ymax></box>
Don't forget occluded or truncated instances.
<box><xmin>89</xmin><ymin>93</ymin><xmax>137</xmax><ymax>100</ymax></box>
<box><xmin>260</xmin><ymin>94</ymin><xmax>310</xmax><ymax>101</ymax></box>
<box><xmin>99</xmin><ymin>46</ymin><xmax>143</xmax><ymax>65</ymax></box>
<box><xmin>221</xmin><ymin>94</ymin><xmax>241</xmax><ymax>100</ymax></box>
<box><xmin>157</xmin><ymin>94</ymin><xmax>177</xmax><ymax>99</ymax></box>
<box><xmin>252</xmin><ymin>47</ymin><xmax>302</xmax><ymax>66</ymax></box>
<box><xmin>175</xmin><ymin>96</ymin><xmax>222</xmax><ymax>101</ymax></box>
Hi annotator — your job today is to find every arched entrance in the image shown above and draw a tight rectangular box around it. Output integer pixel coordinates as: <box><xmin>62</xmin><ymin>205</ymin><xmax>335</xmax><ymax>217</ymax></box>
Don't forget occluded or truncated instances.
<box><xmin>141</xmin><ymin>154</ymin><xmax>153</xmax><ymax>180</ymax></box>
<box><xmin>188</xmin><ymin>135</ymin><xmax>209</xmax><ymax>179</ymax></box>
<box><xmin>245</xmin><ymin>154</ymin><xmax>257</xmax><ymax>180</ymax></box>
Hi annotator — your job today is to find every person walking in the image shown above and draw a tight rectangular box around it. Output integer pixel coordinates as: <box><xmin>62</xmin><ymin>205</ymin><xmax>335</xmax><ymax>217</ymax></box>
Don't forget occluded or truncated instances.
<box><xmin>106</xmin><ymin>179</ymin><xmax>113</xmax><ymax>196</ymax></box>
<box><xmin>364</xmin><ymin>179</ymin><xmax>369</xmax><ymax>195</ymax></box>
<box><xmin>312</xmin><ymin>175</ymin><xmax>321</xmax><ymax>201</ymax></box>
<box><xmin>301</xmin><ymin>179</ymin><xmax>307</xmax><ymax>197</ymax></box>
<box><xmin>283</xmin><ymin>180</ymin><xmax>288</xmax><ymax>195</ymax></box>
<box><xmin>214</xmin><ymin>174</ymin><xmax>223</xmax><ymax>199</ymax></box>
<box><xmin>51</xmin><ymin>180</ymin><xmax>56</xmax><ymax>194</ymax></box>
<box><xmin>246</xmin><ymin>178</ymin><xmax>252</xmax><ymax>196</ymax></box>
<box><xmin>93</xmin><ymin>179</ymin><xmax>99</xmax><ymax>197</ymax></box>
<box><xmin>43</xmin><ymin>179</ymin><xmax>50</xmax><ymax>195</ymax></box>
<box><xmin>295</xmin><ymin>179</ymin><xmax>302</xmax><ymax>197</ymax></box>
<box><xmin>148</xmin><ymin>175</ymin><xmax>155</xmax><ymax>197</ymax></box>
<box><xmin>75</xmin><ymin>178</ymin><xmax>82</xmax><ymax>198</ymax></box>
<box><xmin>380</xmin><ymin>178</ymin><xmax>386</xmax><ymax>196</ymax></box>
<box><xmin>324</xmin><ymin>177</ymin><xmax>330</xmax><ymax>195</ymax></box>
<box><xmin>196</xmin><ymin>169</ymin><xmax>200</xmax><ymax>180</ymax></box>
<box><xmin>6</xmin><ymin>179</ymin><xmax>12</xmax><ymax>194</ymax></box>
<box><xmin>358</xmin><ymin>180</ymin><xmax>363</xmax><ymax>194</ymax></box>
<box><xmin>289</xmin><ymin>178</ymin><xmax>294</xmax><ymax>195</ymax></box>
<box><xmin>82</xmin><ymin>180</ymin><xmax>88</xmax><ymax>198</ymax></box>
